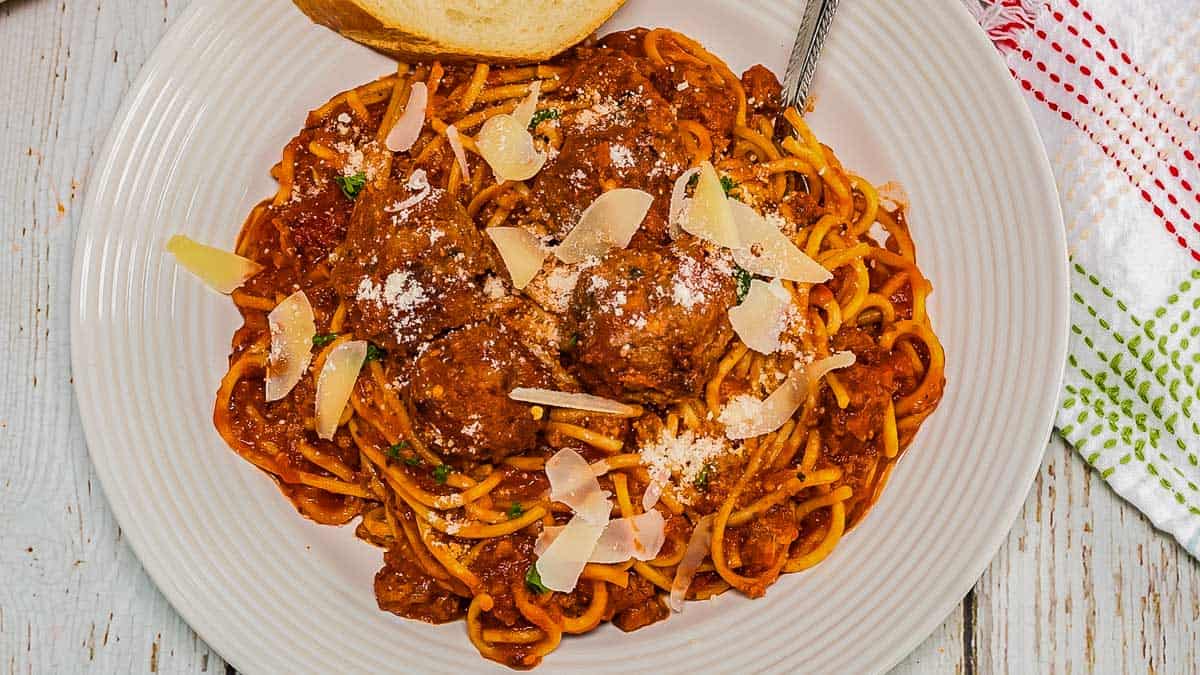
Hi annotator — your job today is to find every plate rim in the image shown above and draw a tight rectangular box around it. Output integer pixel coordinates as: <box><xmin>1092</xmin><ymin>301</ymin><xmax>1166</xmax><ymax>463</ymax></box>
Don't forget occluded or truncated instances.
<box><xmin>69</xmin><ymin>0</ymin><xmax>1069</xmax><ymax>671</ymax></box>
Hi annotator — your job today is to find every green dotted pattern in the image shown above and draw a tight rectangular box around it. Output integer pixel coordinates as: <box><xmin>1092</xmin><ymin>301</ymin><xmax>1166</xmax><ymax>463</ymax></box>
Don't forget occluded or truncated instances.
<box><xmin>1058</xmin><ymin>262</ymin><xmax>1200</xmax><ymax>542</ymax></box>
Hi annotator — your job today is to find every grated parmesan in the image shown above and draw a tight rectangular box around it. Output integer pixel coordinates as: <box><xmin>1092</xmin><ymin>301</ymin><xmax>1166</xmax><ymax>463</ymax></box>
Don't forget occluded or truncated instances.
<box><xmin>639</xmin><ymin>430</ymin><xmax>738</xmax><ymax>505</ymax></box>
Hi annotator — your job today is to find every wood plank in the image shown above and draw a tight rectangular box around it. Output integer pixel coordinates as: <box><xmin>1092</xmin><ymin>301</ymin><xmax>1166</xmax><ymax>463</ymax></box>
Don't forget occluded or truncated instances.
<box><xmin>0</xmin><ymin>0</ymin><xmax>226</xmax><ymax>672</ymax></box>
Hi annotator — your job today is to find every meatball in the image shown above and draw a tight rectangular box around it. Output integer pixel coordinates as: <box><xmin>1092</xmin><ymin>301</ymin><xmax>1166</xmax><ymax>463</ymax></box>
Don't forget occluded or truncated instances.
<box><xmin>528</xmin><ymin>48</ymin><xmax>689</xmax><ymax>245</ymax></box>
<box><xmin>330</xmin><ymin>173</ymin><xmax>490</xmax><ymax>353</ymax></box>
<box><xmin>564</xmin><ymin>244</ymin><xmax>737</xmax><ymax>404</ymax></box>
<box><xmin>409</xmin><ymin>322</ymin><xmax>554</xmax><ymax>462</ymax></box>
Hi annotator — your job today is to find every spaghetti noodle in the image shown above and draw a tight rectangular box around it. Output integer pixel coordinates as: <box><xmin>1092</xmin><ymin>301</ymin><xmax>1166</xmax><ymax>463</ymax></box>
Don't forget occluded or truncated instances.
<box><xmin>211</xmin><ymin>28</ymin><xmax>944</xmax><ymax>668</ymax></box>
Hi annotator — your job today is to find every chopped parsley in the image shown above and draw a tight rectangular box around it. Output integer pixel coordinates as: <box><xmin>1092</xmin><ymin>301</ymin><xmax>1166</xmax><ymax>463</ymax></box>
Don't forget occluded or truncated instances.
<box><xmin>694</xmin><ymin>462</ymin><xmax>715</xmax><ymax>490</ymax></box>
<box><xmin>733</xmin><ymin>266</ymin><xmax>753</xmax><ymax>304</ymax></box>
<box><xmin>528</xmin><ymin>108</ymin><xmax>560</xmax><ymax>131</ymax></box>
<box><xmin>312</xmin><ymin>333</ymin><xmax>338</xmax><ymax>348</ymax></box>
<box><xmin>687</xmin><ymin>173</ymin><xmax>700</xmax><ymax>189</ymax></box>
<box><xmin>334</xmin><ymin>172</ymin><xmax>367</xmax><ymax>200</ymax></box>
<box><xmin>525</xmin><ymin>565</ymin><xmax>549</xmax><ymax>594</ymax></box>
<box><xmin>507</xmin><ymin>502</ymin><xmax>525</xmax><ymax>520</ymax></box>
<box><xmin>404</xmin><ymin>454</ymin><xmax>421</xmax><ymax>467</ymax></box>
<box><xmin>386</xmin><ymin>442</ymin><xmax>405</xmax><ymax>459</ymax></box>
<box><xmin>433</xmin><ymin>464</ymin><xmax>450</xmax><ymax>485</ymax></box>
<box><xmin>562</xmin><ymin>332</ymin><xmax>580</xmax><ymax>352</ymax></box>
<box><xmin>720</xmin><ymin>175</ymin><xmax>738</xmax><ymax>196</ymax></box>
<box><xmin>365</xmin><ymin>343</ymin><xmax>386</xmax><ymax>362</ymax></box>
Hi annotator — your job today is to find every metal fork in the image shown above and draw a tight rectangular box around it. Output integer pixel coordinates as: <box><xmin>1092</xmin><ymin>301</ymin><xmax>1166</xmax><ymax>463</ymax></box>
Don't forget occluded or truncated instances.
<box><xmin>780</xmin><ymin>0</ymin><xmax>841</xmax><ymax>113</ymax></box>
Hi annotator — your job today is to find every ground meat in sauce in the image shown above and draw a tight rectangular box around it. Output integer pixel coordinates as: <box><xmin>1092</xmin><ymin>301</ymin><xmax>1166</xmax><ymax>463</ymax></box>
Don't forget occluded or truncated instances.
<box><xmin>330</xmin><ymin>177</ymin><xmax>492</xmax><ymax>353</ymax></box>
<box><xmin>376</xmin><ymin>538</ymin><xmax>466</xmax><ymax>624</ymax></box>
<box><xmin>409</xmin><ymin>322</ymin><xmax>554</xmax><ymax>461</ymax></box>
<box><xmin>820</xmin><ymin>328</ymin><xmax>919</xmax><ymax>458</ymax></box>
<box><xmin>564</xmin><ymin>243</ymin><xmax>737</xmax><ymax>404</ymax></box>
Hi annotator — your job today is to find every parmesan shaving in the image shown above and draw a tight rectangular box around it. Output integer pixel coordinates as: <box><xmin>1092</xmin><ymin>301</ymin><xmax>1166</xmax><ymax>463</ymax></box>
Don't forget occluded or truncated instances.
<box><xmin>385</xmin><ymin>81</ymin><xmax>427</xmax><ymax>153</ymax></box>
<box><xmin>511</xmin><ymin>80</ymin><xmax>541</xmax><ymax>129</ymax></box>
<box><xmin>728</xmin><ymin>279</ymin><xmax>792</xmax><ymax>354</ymax></box>
<box><xmin>669</xmin><ymin>514</ymin><xmax>714</xmax><ymax>612</ymax></box>
<box><xmin>509</xmin><ymin>388</ymin><xmax>639</xmax><ymax>416</ymax></box>
<box><xmin>166</xmin><ymin>234</ymin><xmax>263</xmax><ymax>294</ymax></box>
<box><xmin>475</xmin><ymin>113</ymin><xmax>546</xmax><ymax>182</ymax></box>
<box><xmin>545</xmin><ymin>448</ymin><xmax>612</xmax><ymax>524</ymax></box>
<box><xmin>534</xmin><ymin>510</ymin><xmax>666</xmax><ymax>563</ymax></box>
<box><xmin>445</xmin><ymin>125</ymin><xmax>470</xmax><ymax>181</ymax></box>
<box><xmin>720</xmin><ymin>351</ymin><xmax>856</xmax><ymax>439</ymax></box>
<box><xmin>487</xmin><ymin>227</ymin><xmax>547</xmax><ymax>290</ymax></box>
<box><xmin>641</xmin><ymin>466</ymin><xmax>669</xmax><ymax>511</ymax></box>
<box><xmin>679</xmin><ymin>162</ymin><xmax>739</xmax><ymax>248</ymax></box>
<box><xmin>314</xmin><ymin>340</ymin><xmax>368</xmax><ymax>440</ymax></box>
<box><xmin>730</xmin><ymin>201</ymin><xmax>831</xmax><ymax>283</ymax></box>
<box><xmin>554</xmin><ymin>188</ymin><xmax>653</xmax><ymax>264</ymax></box>
<box><xmin>668</xmin><ymin>166</ymin><xmax>701</xmax><ymax>239</ymax></box>
<box><xmin>265</xmin><ymin>290</ymin><xmax>315</xmax><ymax>402</ymax></box>
<box><xmin>534</xmin><ymin>515</ymin><xmax>606</xmax><ymax>593</ymax></box>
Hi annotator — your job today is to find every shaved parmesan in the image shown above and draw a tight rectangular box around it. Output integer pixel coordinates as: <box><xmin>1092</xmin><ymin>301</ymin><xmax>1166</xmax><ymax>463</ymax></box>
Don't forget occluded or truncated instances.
<box><xmin>314</xmin><ymin>340</ymin><xmax>368</xmax><ymax>440</ymax></box>
<box><xmin>487</xmin><ymin>227</ymin><xmax>547</xmax><ymax>290</ymax></box>
<box><xmin>668</xmin><ymin>166</ymin><xmax>701</xmax><ymax>239</ymax></box>
<box><xmin>512</xmin><ymin>80</ymin><xmax>541</xmax><ymax>128</ymax></box>
<box><xmin>386</xmin><ymin>81</ymin><xmax>427</xmax><ymax>152</ymax></box>
<box><xmin>592</xmin><ymin>510</ymin><xmax>666</xmax><ymax>562</ymax></box>
<box><xmin>166</xmin><ymin>234</ymin><xmax>263</xmax><ymax>294</ymax></box>
<box><xmin>730</xmin><ymin>201</ymin><xmax>831</xmax><ymax>282</ymax></box>
<box><xmin>669</xmin><ymin>514</ymin><xmax>714</xmax><ymax>612</ymax></box>
<box><xmin>265</xmin><ymin>290</ymin><xmax>315</xmax><ymax>402</ymax></box>
<box><xmin>554</xmin><ymin>188</ymin><xmax>653</xmax><ymax>264</ymax></box>
<box><xmin>728</xmin><ymin>279</ymin><xmax>792</xmax><ymax>354</ymax></box>
<box><xmin>679</xmin><ymin>162</ymin><xmax>739</xmax><ymax>248</ymax></box>
<box><xmin>509</xmin><ymin>387</ymin><xmax>639</xmax><ymax>416</ymax></box>
<box><xmin>719</xmin><ymin>351</ymin><xmax>856</xmax><ymax>439</ymax></box>
<box><xmin>642</xmin><ymin>466</ymin><xmax>669</xmax><ymax>511</ymax></box>
<box><xmin>535</xmin><ymin>515</ymin><xmax>606</xmax><ymax>592</ymax></box>
<box><xmin>534</xmin><ymin>510</ymin><xmax>666</xmax><ymax>564</ymax></box>
<box><xmin>446</xmin><ymin>125</ymin><xmax>470</xmax><ymax>181</ymax></box>
<box><xmin>545</xmin><ymin>448</ymin><xmax>612</xmax><ymax>524</ymax></box>
<box><xmin>475</xmin><ymin>113</ymin><xmax>546</xmax><ymax>182</ymax></box>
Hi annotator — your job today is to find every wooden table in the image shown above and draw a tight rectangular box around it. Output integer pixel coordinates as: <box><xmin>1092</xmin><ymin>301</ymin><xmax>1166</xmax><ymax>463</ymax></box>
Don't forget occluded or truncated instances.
<box><xmin>2</xmin><ymin>0</ymin><xmax>1197</xmax><ymax>672</ymax></box>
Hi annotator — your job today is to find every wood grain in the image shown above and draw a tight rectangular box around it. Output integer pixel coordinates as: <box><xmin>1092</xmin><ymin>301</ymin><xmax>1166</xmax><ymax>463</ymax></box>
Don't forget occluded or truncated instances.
<box><xmin>0</xmin><ymin>0</ymin><xmax>1196</xmax><ymax>672</ymax></box>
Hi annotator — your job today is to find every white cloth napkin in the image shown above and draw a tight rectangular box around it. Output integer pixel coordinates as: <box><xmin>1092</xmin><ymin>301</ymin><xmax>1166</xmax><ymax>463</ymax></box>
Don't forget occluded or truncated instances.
<box><xmin>968</xmin><ymin>0</ymin><xmax>1200</xmax><ymax>557</ymax></box>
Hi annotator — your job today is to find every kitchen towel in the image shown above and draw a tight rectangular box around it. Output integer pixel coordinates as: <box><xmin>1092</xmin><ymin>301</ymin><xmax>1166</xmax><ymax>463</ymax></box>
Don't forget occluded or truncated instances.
<box><xmin>968</xmin><ymin>0</ymin><xmax>1200</xmax><ymax>557</ymax></box>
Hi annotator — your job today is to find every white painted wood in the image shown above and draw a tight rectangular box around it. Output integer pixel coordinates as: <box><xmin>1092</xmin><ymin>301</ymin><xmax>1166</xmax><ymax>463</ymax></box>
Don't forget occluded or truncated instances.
<box><xmin>0</xmin><ymin>1</ymin><xmax>1196</xmax><ymax>673</ymax></box>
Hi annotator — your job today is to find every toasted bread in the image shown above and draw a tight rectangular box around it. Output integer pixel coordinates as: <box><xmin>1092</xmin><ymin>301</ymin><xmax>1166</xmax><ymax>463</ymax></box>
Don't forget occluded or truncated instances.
<box><xmin>292</xmin><ymin>0</ymin><xmax>628</xmax><ymax>63</ymax></box>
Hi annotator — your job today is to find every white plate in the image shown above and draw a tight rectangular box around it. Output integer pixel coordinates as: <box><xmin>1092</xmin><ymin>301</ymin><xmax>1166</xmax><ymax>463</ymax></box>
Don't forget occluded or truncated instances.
<box><xmin>71</xmin><ymin>0</ymin><xmax>1068</xmax><ymax>672</ymax></box>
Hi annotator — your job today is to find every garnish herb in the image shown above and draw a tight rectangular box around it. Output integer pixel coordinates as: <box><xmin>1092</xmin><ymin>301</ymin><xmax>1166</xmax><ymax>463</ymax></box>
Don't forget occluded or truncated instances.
<box><xmin>628</xmin><ymin>266</ymin><xmax>645</xmax><ymax>279</ymax></box>
<box><xmin>525</xmin><ymin>565</ymin><xmax>549</xmax><ymax>594</ymax></box>
<box><xmin>694</xmin><ymin>462</ymin><xmax>715</xmax><ymax>490</ymax></box>
<box><xmin>562</xmin><ymin>332</ymin><xmax>580</xmax><ymax>352</ymax></box>
<box><xmin>733</xmin><ymin>266</ymin><xmax>752</xmax><ymax>304</ymax></box>
<box><xmin>365</xmin><ymin>343</ymin><xmax>386</xmax><ymax>362</ymax></box>
<box><xmin>687</xmin><ymin>173</ymin><xmax>700</xmax><ymax>189</ymax></box>
<box><xmin>720</xmin><ymin>175</ymin><xmax>738</xmax><ymax>196</ymax></box>
<box><xmin>507</xmin><ymin>502</ymin><xmax>525</xmax><ymax>519</ymax></box>
<box><xmin>404</xmin><ymin>454</ymin><xmax>422</xmax><ymax>467</ymax></box>
<box><xmin>528</xmin><ymin>108</ymin><xmax>560</xmax><ymax>131</ymax></box>
<box><xmin>312</xmin><ymin>333</ymin><xmax>338</xmax><ymax>348</ymax></box>
<box><xmin>433</xmin><ymin>464</ymin><xmax>450</xmax><ymax>484</ymax></box>
<box><xmin>386</xmin><ymin>442</ymin><xmax>405</xmax><ymax>459</ymax></box>
<box><xmin>334</xmin><ymin>172</ymin><xmax>367</xmax><ymax>200</ymax></box>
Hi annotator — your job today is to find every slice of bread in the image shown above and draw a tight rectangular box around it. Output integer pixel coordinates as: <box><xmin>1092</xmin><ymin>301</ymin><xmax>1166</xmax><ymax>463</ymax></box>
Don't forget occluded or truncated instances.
<box><xmin>293</xmin><ymin>0</ymin><xmax>628</xmax><ymax>63</ymax></box>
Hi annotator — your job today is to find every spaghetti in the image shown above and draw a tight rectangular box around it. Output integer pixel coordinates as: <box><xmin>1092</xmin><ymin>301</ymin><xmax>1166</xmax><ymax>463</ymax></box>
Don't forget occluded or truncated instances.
<box><xmin>212</xmin><ymin>28</ymin><xmax>945</xmax><ymax>668</ymax></box>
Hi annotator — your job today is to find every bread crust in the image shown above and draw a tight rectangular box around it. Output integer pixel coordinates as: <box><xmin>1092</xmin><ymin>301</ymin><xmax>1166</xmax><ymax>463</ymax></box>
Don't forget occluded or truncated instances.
<box><xmin>292</xmin><ymin>0</ymin><xmax>627</xmax><ymax>63</ymax></box>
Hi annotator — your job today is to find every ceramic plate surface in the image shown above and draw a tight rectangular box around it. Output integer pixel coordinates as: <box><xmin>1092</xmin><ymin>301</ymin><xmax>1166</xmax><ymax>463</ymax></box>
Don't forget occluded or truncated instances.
<box><xmin>71</xmin><ymin>0</ymin><xmax>1068</xmax><ymax>672</ymax></box>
